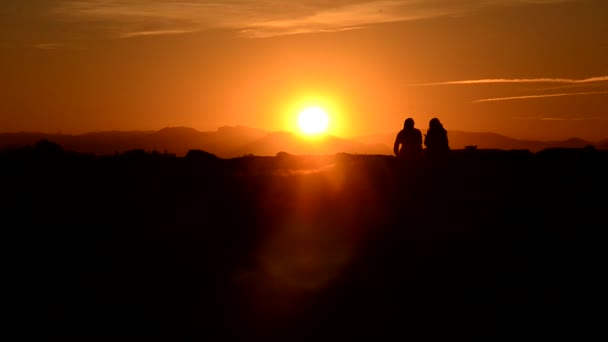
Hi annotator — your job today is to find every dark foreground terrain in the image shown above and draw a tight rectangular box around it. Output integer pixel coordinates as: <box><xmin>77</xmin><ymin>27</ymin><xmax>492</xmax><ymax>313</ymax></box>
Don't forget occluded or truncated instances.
<box><xmin>3</xmin><ymin>141</ymin><xmax>607</xmax><ymax>340</ymax></box>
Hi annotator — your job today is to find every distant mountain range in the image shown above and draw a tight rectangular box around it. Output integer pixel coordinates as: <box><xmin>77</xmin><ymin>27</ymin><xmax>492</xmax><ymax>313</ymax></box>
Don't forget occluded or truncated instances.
<box><xmin>1</xmin><ymin>126</ymin><xmax>606</xmax><ymax>157</ymax></box>
<box><xmin>355</xmin><ymin>130</ymin><xmax>608</xmax><ymax>153</ymax></box>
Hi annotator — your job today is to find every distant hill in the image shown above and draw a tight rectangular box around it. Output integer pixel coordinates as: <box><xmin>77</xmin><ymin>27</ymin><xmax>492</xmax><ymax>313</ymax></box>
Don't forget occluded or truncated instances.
<box><xmin>235</xmin><ymin>131</ymin><xmax>391</xmax><ymax>156</ymax></box>
<box><xmin>0</xmin><ymin>126</ymin><xmax>389</xmax><ymax>157</ymax></box>
<box><xmin>353</xmin><ymin>130</ymin><xmax>605</xmax><ymax>152</ymax></box>
<box><xmin>2</xmin><ymin>126</ymin><xmax>605</xmax><ymax>157</ymax></box>
<box><xmin>141</xmin><ymin>126</ymin><xmax>269</xmax><ymax>157</ymax></box>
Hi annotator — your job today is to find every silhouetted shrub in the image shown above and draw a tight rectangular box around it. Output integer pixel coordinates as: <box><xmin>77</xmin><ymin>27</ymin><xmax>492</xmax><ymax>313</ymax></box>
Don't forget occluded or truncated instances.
<box><xmin>34</xmin><ymin>139</ymin><xmax>64</xmax><ymax>156</ymax></box>
<box><xmin>276</xmin><ymin>151</ymin><xmax>293</xmax><ymax>159</ymax></box>
<box><xmin>185</xmin><ymin>149</ymin><xmax>218</xmax><ymax>161</ymax></box>
<box><xmin>121</xmin><ymin>149</ymin><xmax>147</xmax><ymax>160</ymax></box>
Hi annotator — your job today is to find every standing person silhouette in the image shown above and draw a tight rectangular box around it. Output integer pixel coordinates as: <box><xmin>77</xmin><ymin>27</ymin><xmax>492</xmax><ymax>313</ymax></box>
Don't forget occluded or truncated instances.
<box><xmin>394</xmin><ymin>118</ymin><xmax>423</xmax><ymax>160</ymax></box>
<box><xmin>424</xmin><ymin>118</ymin><xmax>450</xmax><ymax>159</ymax></box>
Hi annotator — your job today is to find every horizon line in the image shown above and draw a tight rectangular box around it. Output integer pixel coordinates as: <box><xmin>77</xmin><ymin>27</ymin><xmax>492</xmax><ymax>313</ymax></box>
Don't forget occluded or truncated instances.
<box><xmin>1</xmin><ymin>126</ymin><xmax>605</xmax><ymax>143</ymax></box>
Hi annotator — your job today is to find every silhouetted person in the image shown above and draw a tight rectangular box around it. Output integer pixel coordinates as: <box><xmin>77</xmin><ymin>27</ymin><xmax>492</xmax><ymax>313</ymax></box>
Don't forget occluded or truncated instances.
<box><xmin>394</xmin><ymin>118</ymin><xmax>423</xmax><ymax>160</ymax></box>
<box><xmin>424</xmin><ymin>118</ymin><xmax>450</xmax><ymax>159</ymax></box>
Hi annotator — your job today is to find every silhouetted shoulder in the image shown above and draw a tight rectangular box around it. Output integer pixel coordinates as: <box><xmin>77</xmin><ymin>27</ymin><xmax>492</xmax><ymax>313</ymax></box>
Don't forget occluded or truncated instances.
<box><xmin>394</xmin><ymin>118</ymin><xmax>423</xmax><ymax>159</ymax></box>
<box><xmin>424</xmin><ymin>118</ymin><xmax>450</xmax><ymax>159</ymax></box>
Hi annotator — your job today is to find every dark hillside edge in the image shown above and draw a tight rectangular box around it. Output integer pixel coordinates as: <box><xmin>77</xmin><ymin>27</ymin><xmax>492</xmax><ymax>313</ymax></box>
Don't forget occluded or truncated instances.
<box><xmin>354</xmin><ymin>130</ymin><xmax>605</xmax><ymax>152</ymax></box>
<box><xmin>2</xmin><ymin>127</ymin><xmax>605</xmax><ymax>158</ymax></box>
<box><xmin>3</xmin><ymin>142</ymin><xmax>606</xmax><ymax>339</ymax></box>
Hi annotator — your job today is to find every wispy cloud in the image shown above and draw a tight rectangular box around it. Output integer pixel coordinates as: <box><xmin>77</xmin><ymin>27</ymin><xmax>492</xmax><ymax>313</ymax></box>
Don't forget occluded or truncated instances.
<box><xmin>473</xmin><ymin>90</ymin><xmax>608</xmax><ymax>103</ymax></box>
<box><xmin>32</xmin><ymin>43</ymin><xmax>65</xmax><ymax>50</ymax></box>
<box><xmin>53</xmin><ymin>0</ymin><xmax>573</xmax><ymax>38</ymax></box>
<box><xmin>120</xmin><ymin>29</ymin><xmax>197</xmax><ymax>39</ymax></box>
<box><xmin>528</xmin><ymin>82</ymin><xmax>608</xmax><ymax>92</ymax></box>
<box><xmin>513</xmin><ymin>116</ymin><xmax>602</xmax><ymax>121</ymax></box>
<box><xmin>419</xmin><ymin>76</ymin><xmax>608</xmax><ymax>86</ymax></box>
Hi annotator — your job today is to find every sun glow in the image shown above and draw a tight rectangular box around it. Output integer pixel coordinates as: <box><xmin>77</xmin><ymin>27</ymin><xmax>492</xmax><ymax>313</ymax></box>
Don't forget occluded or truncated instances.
<box><xmin>298</xmin><ymin>106</ymin><xmax>330</xmax><ymax>135</ymax></box>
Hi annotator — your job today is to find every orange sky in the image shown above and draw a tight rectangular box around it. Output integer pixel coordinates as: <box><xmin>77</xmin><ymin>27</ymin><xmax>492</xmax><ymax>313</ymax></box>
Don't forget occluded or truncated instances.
<box><xmin>1</xmin><ymin>0</ymin><xmax>607</xmax><ymax>141</ymax></box>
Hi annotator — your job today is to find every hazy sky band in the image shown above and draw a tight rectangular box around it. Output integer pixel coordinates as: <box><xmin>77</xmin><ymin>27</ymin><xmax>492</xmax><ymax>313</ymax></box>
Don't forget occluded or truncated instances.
<box><xmin>53</xmin><ymin>0</ymin><xmax>575</xmax><ymax>38</ymax></box>
<box><xmin>2</xmin><ymin>0</ymin><xmax>607</xmax><ymax>141</ymax></box>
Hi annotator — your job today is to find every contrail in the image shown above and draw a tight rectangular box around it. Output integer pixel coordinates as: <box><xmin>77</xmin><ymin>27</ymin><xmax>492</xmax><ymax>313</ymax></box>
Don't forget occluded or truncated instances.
<box><xmin>120</xmin><ymin>29</ymin><xmax>197</xmax><ymax>38</ymax></box>
<box><xmin>418</xmin><ymin>76</ymin><xmax>608</xmax><ymax>86</ymax></box>
<box><xmin>472</xmin><ymin>90</ymin><xmax>608</xmax><ymax>103</ymax></box>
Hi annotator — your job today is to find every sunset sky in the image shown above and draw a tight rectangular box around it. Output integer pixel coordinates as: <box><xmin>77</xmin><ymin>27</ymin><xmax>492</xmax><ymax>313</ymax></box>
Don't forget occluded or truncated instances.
<box><xmin>1</xmin><ymin>0</ymin><xmax>607</xmax><ymax>141</ymax></box>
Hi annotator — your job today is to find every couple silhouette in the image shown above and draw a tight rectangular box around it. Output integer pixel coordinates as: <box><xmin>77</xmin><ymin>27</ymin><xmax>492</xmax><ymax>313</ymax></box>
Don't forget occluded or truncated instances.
<box><xmin>394</xmin><ymin>118</ymin><xmax>450</xmax><ymax>160</ymax></box>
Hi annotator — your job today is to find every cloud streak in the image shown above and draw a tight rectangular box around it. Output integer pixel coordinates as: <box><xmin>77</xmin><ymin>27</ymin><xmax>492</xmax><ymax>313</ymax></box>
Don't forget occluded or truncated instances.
<box><xmin>419</xmin><ymin>76</ymin><xmax>608</xmax><ymax>86</ymax></box>
<box><xmin>120</xmin><ymin>29</ymin><xmax>198</xmax><ymax>39</ymax></box>
<box><xmin>473</xmin><ymin>90</ymin><xmax>608</xmax><ymax>103</ymax></box>
<box><xmin>513</xmin><ymin>116</ymin><xmax>602</xmax><ymax>121</ymax></box>
<box><xmin>53</xmin><ymin>0</ymin><xmax>573</xmax><ymax>38</ymax></box>
<box><xmin>32</xmin><ymin>43</ymin><xmax>65</xmax><ymax>50</ymax></box>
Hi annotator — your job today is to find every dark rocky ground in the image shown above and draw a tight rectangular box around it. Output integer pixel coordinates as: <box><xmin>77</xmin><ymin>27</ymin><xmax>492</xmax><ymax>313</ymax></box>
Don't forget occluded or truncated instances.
<box><xmin>3</xmin><ymin>141</ymin><xmax>606</xmax><ymax>340</ymax></box>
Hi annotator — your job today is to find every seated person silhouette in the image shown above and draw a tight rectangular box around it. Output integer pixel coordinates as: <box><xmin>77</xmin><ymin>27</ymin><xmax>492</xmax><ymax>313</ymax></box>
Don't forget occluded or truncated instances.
<box><xmin>394</xmin><ymin>118</ymin><xmax>423</xmax><ymax>160</ymax></box>
<box><xmin>424</xmin><ymin>118</ymin><xmax>450</xmax><ymax>159</ymax></box>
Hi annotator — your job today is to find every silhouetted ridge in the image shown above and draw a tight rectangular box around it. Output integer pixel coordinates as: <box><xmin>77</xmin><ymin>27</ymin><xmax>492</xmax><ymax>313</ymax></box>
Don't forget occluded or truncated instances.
<box><xmin>1</xmin><ymin>128</ymin><xmax>606</xmax><ymax>157</ymax></box>
<box><xmin>157</xmin><ymin>126</ymin><xmax>200</xmax><ymax>135</ymax></box>
<box><xmin>217</xmin><ymin>125</ymin><xmax>267</xmax><ymax>136</ymax></box>
<box><xmin>34</xmin><ymin>139</ymin><xmax>64</xmax><ymax>155</ymax></box>
<box><xmin>355</xmin><ymin>130</ymin><xmax>606</xmax><ymax>152</ymax></box>
<box><xmin>121</xmin><ymin>148</ymin><xmax>148</xmax><ymax>160</ymax></box>
<box><xmin>2</xmin><ymin>140</ymin><xmax>607</xmax><ymax>339</ymax></box>
<box><xmin>237</xmin><ymin>131</ymin><xmax>391</xmax><ymax>156</ymax></box>
<box><xmin>536</xmin><ymin>146</ymin><xmax>603</xmax><ymax>160</ymax></box>
<box><xmin>185</xmin><ymin>149</ymin><xmax>218</xmax><ymax>160</ymax></box>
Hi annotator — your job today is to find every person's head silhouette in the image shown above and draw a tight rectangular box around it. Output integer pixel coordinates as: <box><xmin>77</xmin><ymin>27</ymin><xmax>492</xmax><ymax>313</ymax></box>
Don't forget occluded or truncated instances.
<box><xmin>404</xmin><ymin>118</ymin><xmax>415</xmax><ymax>130</ymax></box>
<box><xmin>429</xmin><ymin>118</ymin><xmax>443</xmax><ymax>130</ymax></box>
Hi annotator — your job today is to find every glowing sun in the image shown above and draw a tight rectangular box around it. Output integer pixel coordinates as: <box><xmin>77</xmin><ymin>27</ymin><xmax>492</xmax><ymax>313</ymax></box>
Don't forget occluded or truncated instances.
<box><xmin>298</xmin><ymin>106</ymin><xmax>330</xmax><ymax>135</ymax></box>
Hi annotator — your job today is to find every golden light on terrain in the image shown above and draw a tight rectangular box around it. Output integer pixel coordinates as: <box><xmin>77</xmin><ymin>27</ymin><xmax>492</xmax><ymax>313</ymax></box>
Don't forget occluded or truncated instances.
<box><xmin>297</xmin><ymin>106</ymin><xmax>330</xmax><ymax>135</ymax></box>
